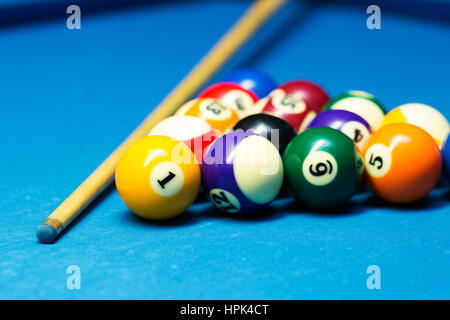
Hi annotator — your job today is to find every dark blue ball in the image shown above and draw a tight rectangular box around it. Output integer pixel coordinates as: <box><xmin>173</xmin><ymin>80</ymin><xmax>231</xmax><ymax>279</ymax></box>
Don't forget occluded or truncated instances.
<box><xmin>442</xmin><ymin>134</ymin><xmax>450</xmax><ymax>183</ymax></box>
<box><xmin>223</xmin><ymin>68</ymin><xmax>276</xmax><ymax>99</ymax></box>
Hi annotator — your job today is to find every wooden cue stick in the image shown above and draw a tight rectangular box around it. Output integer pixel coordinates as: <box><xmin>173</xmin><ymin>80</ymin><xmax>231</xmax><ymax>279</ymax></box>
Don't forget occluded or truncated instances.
<box><xmin>36</xmin><ymin>0</ymin><xmax>287</xmax><ymax>243</ymax></box>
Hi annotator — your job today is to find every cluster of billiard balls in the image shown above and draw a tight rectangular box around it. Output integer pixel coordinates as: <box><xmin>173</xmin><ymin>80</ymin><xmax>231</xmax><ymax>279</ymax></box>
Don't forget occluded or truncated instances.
<box><xmin>115</xmin><ymin>68</ymin><xmax>450</xmax><ymax>220</ymax></box>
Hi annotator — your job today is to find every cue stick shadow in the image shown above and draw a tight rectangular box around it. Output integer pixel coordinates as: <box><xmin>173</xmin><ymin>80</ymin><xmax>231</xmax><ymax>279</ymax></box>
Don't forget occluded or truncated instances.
<box><xmin>209</xmin><ymin>0</ymin><xmax>313</xmax><ymax>85</ymax></box>
<box><xmin>207</xmin><ymin>0</ymin><xmax>450</xmax><ymax>86</ymax></box>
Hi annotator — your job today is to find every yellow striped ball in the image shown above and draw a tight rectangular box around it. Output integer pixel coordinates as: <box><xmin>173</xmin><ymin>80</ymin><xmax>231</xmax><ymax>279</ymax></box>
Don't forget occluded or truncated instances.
<box><xmin>381</xmin><ymin>103</ymin><xmax>450</xmax><ymax>148</ymax></box>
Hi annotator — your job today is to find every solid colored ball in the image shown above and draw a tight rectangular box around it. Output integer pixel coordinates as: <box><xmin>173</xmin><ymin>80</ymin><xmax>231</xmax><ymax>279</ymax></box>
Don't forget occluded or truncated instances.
<box><xmin>363</xmin><ymin>123</ymin><xmax>441</xmax><ymax>204</ymax></box>
<box><xmin>381</xmin><ymin>103</ymin><xmax>450</xmax><ymax>148</ymax></box>
<box><xmin>149</xmin><ymin>115</ymin><xmax>217</xmax><ymax>162</ymax></box>
<box><xmin>441</xmin><ymin>134</ymin><xmax>450</xmax><ymax>183</ymax></box>
<box><xmin>116</xmin><ymin>135</ymin><xmax>201</xmax><ymax>220</ymax></box>
<box><xmin>223</xmin><ymin>68</ymin><xmax>277</xmax><ymax>99</ymax></box>
<box><xmin>201</xmin><ymin>131</ymin><xmax>284</xmax><ymax>214</ymax></box>
<box><xmin>306</xmin><ymin>109</ymin><xmax>372</xmax><ymax>151</ymax></box>
<box><xmin>175</xmin><ymin>98</ymin><xmax>240</xmax><ymax>134</ymax></box>
<box><xmin>232</xmin><ymin>113</ymin><xmax>296</xmax><ymax>155</ymax></box>
<box><xmin>198</xmin><ymin>82</ymin><xmax>259</xmax><ymax>118</ymax></box>
<box><xmin>283</xmin><ymin>127</ymin><xmax>362</xmax><ymax>209</ymax></box>
<box><xmin>261</xmin><ymin>80</ymin><xmax>330</xmax><ymax>132</ymax></box>
<box><xmin>324</xmin><ymin>90</ymin><xmax>386</xmax><ymax>130</ymax></box>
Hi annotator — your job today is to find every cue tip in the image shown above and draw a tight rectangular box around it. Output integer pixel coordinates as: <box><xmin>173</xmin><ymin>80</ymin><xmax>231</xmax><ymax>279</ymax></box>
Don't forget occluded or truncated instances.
<box><xmin>36</xmin><ymin>218</ymin><xmax>61</xmax><ymax>243</ymax></box>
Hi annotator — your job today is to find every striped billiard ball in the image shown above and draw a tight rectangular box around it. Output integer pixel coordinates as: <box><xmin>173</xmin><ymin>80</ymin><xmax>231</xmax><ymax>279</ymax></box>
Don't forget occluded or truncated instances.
<box><xmin>261</xmin><ymin>80</ymin><xmax>330</xmax><ymax>132</ymax></box>
<box><xmin>324</xmin><ymin>90</ymin><xmax>386</xmax><ymax>131</ymax></box>
<box><xmin>175</xmin><ymin>98</ymin><xmax>240</xmax><ymax>134</ymax></box>
<box><xmin>306</xmin><ymin>110</ymin><xmax>372</xmax><ymax>151</ymax></box>
<box><xmin>381</xmin><ymin>103</ymin><xmax>450</xmax><ymax>148</ymax></box>
<box><xmin>363</xmin><ymin>123</ymin><xmax>441</xmax><ymax>204</ymax></box>
<box><xmin>201</xmin><ymin>131</ymin><xmax>284</xmax><ymax>214</ymax></box>
<box><xmin>198</xmin><ymin>82</ymin><xmax>259</xmax><ymax>119</ymax></box>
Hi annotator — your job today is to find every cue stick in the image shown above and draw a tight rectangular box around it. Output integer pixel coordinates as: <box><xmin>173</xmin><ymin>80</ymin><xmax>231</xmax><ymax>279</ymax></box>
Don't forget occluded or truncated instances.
<box><xmin>36</xmin><ymin>0</ymin><xmax>287</xmax><ymax>243</ymax></box>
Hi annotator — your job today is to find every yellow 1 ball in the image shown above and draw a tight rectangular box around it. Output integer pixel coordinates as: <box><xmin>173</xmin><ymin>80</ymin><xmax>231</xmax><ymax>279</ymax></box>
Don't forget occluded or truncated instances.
<box><xmin>115</xmin><ymin>135</ymin><xmax>200</xmax><ymax>220</ymax></box>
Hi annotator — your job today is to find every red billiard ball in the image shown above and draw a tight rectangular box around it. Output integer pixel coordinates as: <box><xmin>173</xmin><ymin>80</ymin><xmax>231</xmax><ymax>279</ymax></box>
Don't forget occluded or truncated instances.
<box><xmin>198</xmin><ymin>82</ymin><xmax>259</xmax><ymax>118</ymax></box>
<box><xmin>149</xmin><ymin>115</ymin><xmax>217</xmax><ymax>162</ymax></box>
<box><xmin>261</xmin><ymin>80</ymin><xmax>330</xmax><ymax>132</ymax></box>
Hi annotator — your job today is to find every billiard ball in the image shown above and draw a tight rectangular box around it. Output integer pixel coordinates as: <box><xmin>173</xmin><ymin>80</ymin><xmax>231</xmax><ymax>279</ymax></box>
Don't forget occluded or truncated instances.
<box><xmin>381</xmin><ymin>103</ymin><xmax>450</xmax><ymax>148</ymax></box>
<box><xmin>149</xmin><ymin>115</ymin><xmax>217</xmax><ymax>162</ymax></box>
<box><xmin>442</xmin><ymin>134</ymin><xmax>450</xmax><ymax>183</ymax></box>
<box><xmin>201</xmin><ymin>131</ymin><xmax>284</xmax><ymax>213</ymax></box>
<box><xmin>323</xmin><ymin>90</ymin><xmax>386</xmax><ymax>130</ymax></box>
<box><xmin>253</xmin><ymin>97</ymin><xmax>271</xmax><ymax>114</ymax></box>
<box><xmin>198</xmin><ymin>82</ymin><xmax>259</xmax><ymax>118</ymax></box>
<box><xmin>175</xmin><ymin>98</ymin><xmax>240</xmax><ymax>134</ymax></box>
<box><xmin>115</xmin><ymin>135</ymin><xmax>200</xmax><ymax>220</ymax></box>
<box><xmin>223</xmin><ymin>68</ymin><xmax>277</xmax><ymax>99</ymax></box>
<box><xmin>232</xmin><ymin>113</ymin><xmax>296</xmax><ymax>155</ymax></box>
<box><xmin>283</xmin><ymin>127</ymin><xmax>362</xmax><ymax>209</ymax></box>
<box><xmin>306</xmin><ymin>110</ymin><xmax>372</xmax><ymax>151</ymax></box>
<box><xmin>261</xmin><ymin>80</ymin><xmax>330</xmax><ymax>132</ymax></box>
<box><xmin>363</xmin><ymin>123</ymin><xmax>441</xmax><ymax>204</ymax></box>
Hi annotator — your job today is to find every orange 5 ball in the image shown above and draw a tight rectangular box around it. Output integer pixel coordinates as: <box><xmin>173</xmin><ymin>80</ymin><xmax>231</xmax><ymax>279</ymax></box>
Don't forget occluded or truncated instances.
<box><xmin>363</xmin><ymin>123</ymin><xmax>442</xmax><ymax>204</ymax></box>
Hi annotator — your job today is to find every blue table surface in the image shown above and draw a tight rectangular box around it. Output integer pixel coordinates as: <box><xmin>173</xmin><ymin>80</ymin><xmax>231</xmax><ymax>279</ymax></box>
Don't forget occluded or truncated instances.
<box><xmin>1</xmin><ymin>0</ymin><xmax>450</xmax><ymax>299</ymax></box>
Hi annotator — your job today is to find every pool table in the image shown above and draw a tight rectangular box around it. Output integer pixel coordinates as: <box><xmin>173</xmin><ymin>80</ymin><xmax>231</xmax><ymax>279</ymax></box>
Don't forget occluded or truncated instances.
<box><xmin>1</xmin><ymin>0</ymin><xmax>450</xmax><ymax>299</ymax></box>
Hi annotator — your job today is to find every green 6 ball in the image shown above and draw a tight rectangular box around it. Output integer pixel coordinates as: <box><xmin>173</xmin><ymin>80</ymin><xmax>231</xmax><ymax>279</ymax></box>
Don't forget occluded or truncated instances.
<box><xmin>283</xmin><ymin>127</ymin><xmax>363</xmax><ymax>209</ymax></box>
